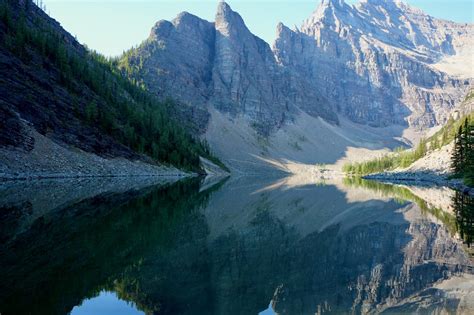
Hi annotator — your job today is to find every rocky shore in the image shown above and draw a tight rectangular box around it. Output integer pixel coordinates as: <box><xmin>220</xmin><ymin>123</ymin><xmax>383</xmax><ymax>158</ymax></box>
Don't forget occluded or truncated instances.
<box><xmin>364</xmin><ymin>172</ymin><xmax>474</xmax><ymax>196</ymax></box>
<box><xmin>361</xmin><ymin>142</ymin><xmax>473</xmax><ymax>196</ymax></box>
<box><xmin>0</xmin><ymin>129</ymin><xmax>190</xmax><ymax>181</ymax></box>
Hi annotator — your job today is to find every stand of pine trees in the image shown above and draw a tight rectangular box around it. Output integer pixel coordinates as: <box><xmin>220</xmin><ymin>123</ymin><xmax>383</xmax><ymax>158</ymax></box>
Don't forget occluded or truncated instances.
<box><xmin>451</xmin><ymin>117</ymin><xmax>474</xmax><ymax>186</ymax></box>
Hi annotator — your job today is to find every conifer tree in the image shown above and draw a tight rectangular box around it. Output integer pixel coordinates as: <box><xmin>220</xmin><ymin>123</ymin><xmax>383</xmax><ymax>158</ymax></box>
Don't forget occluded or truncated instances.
<box><xmin>451</xmin><ymin>117</ymin><xmax>474</xmax><ymax>185</ymax></box>
<box><xmin>452</xmin><ymin>126</ymin><xmax>464</xmax><ymax>174</ymax></box>
<box><xmin>464</xmin><ymin>118</ymin><xmax>474</xmax><ymax>185</ymax></box>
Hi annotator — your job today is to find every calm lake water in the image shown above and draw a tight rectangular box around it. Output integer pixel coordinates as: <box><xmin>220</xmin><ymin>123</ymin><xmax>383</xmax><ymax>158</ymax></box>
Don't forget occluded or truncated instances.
<box><xmin>0</xmin><ymin>175</ymin><xmax>473</xmax><ymax>314</ymax></box>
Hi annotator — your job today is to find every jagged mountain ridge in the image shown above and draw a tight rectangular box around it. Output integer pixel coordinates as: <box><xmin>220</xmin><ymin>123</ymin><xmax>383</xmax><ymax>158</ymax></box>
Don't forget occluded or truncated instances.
<box><xmin>121</xmin><ymin>1</ymin><xmax>338</xmax><ymax>135</ymax></box>
<box><xmin>276</xmin><ymin>0</ymin><xmax>473</xmax><ymax>128</ymax></box>
<box><xmin>122</xmin><ymin>0</ymin><xmax>472</xmax><ymax>134</ymax></box>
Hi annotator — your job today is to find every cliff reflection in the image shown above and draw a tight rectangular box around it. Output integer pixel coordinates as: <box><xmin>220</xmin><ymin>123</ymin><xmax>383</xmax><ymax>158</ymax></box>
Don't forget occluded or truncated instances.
<box><xmin>0</xmin><ymin>176</ymin><xmax>473</xmax><ymax>315</ymax></box>
<box><xmin>0</xmin><ymin>177</ymin><xmax>222</xmax><ymax>315</ymax></box>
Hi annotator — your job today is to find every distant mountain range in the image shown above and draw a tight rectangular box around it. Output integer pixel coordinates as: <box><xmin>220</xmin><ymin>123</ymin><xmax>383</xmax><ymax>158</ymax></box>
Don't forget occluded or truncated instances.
<box><xmin>1</xmin><ymin>0</ymin><xmax>473</xmax><ymax>175</ymax></box>
<box><xmin>122</xmin><ymin>0</ymin><xmax>473</xmax><ymax>134</ymax></box>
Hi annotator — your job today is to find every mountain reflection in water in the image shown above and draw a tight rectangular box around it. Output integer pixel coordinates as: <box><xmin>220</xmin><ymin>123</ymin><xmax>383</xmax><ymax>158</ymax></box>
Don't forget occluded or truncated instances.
<box><xmin>0</xmin><ymin>175</ymin><xmax>473</xmax><ymax>315</ymax></box>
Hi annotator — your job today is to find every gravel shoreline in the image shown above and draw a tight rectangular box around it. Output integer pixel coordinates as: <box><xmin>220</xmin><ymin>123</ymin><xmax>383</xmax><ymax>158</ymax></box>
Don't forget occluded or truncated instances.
<box><xmin>0</xmin><ymin>129</ymin><xmax>191</xmax><ymax>181</ymax></box>
<box><xmin>0</xmin><ymin>172</ymin><xmax>190</xmax><ymax>182</ymax></box>
<box><xmin>362</xmin><ymin>143</ymin><xmax>474</xmax><ymax>196</ymax></box>
<box><xmin>364</xmin><ymin>172</ymin><xmax>474</xmax><ymax>196</ymax></box>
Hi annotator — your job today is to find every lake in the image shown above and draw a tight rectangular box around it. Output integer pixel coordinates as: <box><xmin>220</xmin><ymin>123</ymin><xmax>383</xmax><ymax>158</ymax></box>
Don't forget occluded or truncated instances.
<box><xmin>0</xmin><ymin>175</ymin><xmax>473</xmax><ymax>314</ymax></box>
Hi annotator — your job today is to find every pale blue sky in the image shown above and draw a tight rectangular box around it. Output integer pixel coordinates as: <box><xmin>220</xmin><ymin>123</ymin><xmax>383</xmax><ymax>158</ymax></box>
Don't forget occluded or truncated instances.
<box><xmin>43</xmin><ymin>0</ymin><xmax>473</xmax><ymax>57</ymax></box>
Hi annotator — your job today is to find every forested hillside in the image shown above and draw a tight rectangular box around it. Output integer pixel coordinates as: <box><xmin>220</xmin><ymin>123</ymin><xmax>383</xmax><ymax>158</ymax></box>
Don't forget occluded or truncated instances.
<box><xmin>0</xmin><ymin>0</ymin><xmax>225</xmax><ymax>173</ymax></box>
<box><xmin>343</xmin><ymin>107</ymin><xmax>474</xmax><ymax>177</ymax></box>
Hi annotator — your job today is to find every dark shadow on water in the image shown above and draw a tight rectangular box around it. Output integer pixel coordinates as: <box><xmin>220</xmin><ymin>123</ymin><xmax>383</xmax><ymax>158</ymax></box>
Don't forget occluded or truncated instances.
<box><xmin>0</xmin><ymin>177</ymin><xmax>225</xmax><ymax>315</ymax></box>
<box><xmin>453</xmin><ymin>191</ymin><xmax>474</xmax><ymax>248</ymax></box>
<box><xmin>0</xmin><ymin>176</ymin><xmax>472</xmax><ymax>315</ymax></box>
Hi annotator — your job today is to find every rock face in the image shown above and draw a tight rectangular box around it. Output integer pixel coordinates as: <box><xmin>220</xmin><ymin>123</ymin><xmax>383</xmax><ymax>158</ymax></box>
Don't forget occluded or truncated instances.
<box><xmin>212</xmin><ymin>3</ymin><xmax>290</xmax><ymax>130</ymax></box>
<box><xmin>123</xmin><ymin>1</ymin><xmax>337</xmax><ymax>135</ymax></box>
<box><xmin>125</xmin><ymin>0</ymin><xmax>473</xmax><ymax>133</ymax></box>
<box><xmin>0</xmin><ymin>1</ymin><xmax>142</xmax><ymax>159</ymax></box>
<box><xmin>275</xmin><ymin>0</ymin><xmax>473</xmax><ymax>128</ymax></box>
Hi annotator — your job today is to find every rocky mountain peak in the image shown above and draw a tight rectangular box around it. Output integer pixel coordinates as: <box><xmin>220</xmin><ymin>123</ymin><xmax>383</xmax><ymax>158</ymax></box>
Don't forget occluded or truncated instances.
<box><xmin>320</xmin><ymin>0</ymin><xmax>345</xmax><ymax>7</ymax></box>
<box><xmin>314</xmin><ymin>0</ymin><xmax>348</xmax><ymax>16</ymax></box>
<box><xmin>360</xmin><ymin>0</ymin><xmax>401</xmax><ymax>4</ymax></box>
<box><xmin>215</xmin><ymin>1</ymin><xmax>248</xmax><ymax>36</ymax></box>
<box><xmin>149</xmin><ymin>11</ymin><xmax>213</xmax><ymax>42</ymax></box>
<box><xmin>128</xmin><ymin>0</ymin><xmax>471</xmax><ymax>137</ymax></box>
<box><xmin>276</xmin><ymin>22</ymin><xmax>293</xmax><ymax>36</ymax></box>
<box><xmin>277</xmin><ymin>0</ymin><xmax>472</xmax><ymax>128</ymax></box>
<box><xmin>355</xmin><ymin>0</ymin><xmax>428</xmax><ymax>17</ymax></box>
<box><xmin>359</xmin><ymin>0</ymin><xmax>416</xmax><ymax>10</ymax></box>
<box><xmin>150</xmin><ymin>20</ymin><xmax>173</xmax><ymax>40</ymax></box>
<box><xmin>173</xmin><ymin>11</ymin><xmax>201</xmax><ymax>25</ymax></box>
<box><xmin>308</xmin><ymin>0</ymin><xmax>425</xmax><ymax>30</ymax></box>
<box><xmin>303</xmin><ymin>0</ymin><xmax>354</xmax><ymax>33</ymax></box>
<box><xmin>216</xmin><ymin>1</ymin><xmax>232</xmax><ymax>15</ymax></box>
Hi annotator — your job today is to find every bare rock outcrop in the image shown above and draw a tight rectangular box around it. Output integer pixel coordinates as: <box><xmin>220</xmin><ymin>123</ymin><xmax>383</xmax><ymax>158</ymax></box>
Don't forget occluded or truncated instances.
<box><xmin>274</xmin><ymin>0</ymin><xmax>473</xmax><ymax>128</ymax></box>
<box><xmin>124</xmin><ymin>0</ymin><xmax>473</xmax><ymax>135</ymax></box>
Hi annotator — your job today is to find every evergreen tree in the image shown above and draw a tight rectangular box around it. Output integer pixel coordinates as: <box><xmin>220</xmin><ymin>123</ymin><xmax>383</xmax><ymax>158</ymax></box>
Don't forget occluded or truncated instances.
<box><xmin>465</xmin><ymin>118</ymin><xmax>474</xmax><ymax>185</ymax></box>
<box><xmin>451</xmin><ymin>117</ymin><xmax>474</xmax><ymax>185</ymax></box>
<box><xmin>452</xmin><ymin>125</ymin><xmax>464</xmax><ymax>174</ymax></box>
<box><xmin>431</xmin><ymin>136</ymin><xmax>439</xmax><ymax>150</ymax></box>
<box><xmin>453</xmin><ymin>191</ymin><xmax>474</xmax><ymax>247</ymax></box>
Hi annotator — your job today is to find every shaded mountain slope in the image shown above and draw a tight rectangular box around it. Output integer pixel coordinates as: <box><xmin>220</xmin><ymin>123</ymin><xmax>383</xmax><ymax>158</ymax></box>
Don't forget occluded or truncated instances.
<box><xmin>0</xmin><ymin>0</ymin><xmax>224</xmax><ymax>176</ymax></box>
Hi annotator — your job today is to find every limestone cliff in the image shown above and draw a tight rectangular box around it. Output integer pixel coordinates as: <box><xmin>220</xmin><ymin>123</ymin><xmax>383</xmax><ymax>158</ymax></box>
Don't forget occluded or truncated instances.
<box><xmin>123</xmin><ymin>0</ymin><xmax>473</xmax><ymax>134</ymax></box>
<box><xmin>275</xmin><ymin>0</ymin><xmax>473</xmax><ymax>128</ymax></box>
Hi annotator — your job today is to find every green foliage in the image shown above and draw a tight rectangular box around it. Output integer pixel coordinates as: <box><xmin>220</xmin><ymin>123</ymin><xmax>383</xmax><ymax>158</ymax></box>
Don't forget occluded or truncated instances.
<box><xmin>345</xmin><ymin>177</ymin><xmax>474</xmax><ymax>248</ymax></box>
<box><xmin>451</xmin><ymin>117</ymin><xmax>474</xmax><ymax>186</ymax></box>
<box><xmin>84</xmin><ymin>101</ymin><xmax>98</xmax><ymax>123</ymax></box>
<box><xmin>0</xmin><ymin>0</ymin><xmax>227</xmax><ymax>172</ymax></box>
<box><xmin>343</xmin><ymin>111</ymin><xmax>474</xmax><ymax>176</ymax></box>
<box><xmin>342</xmin><ymin>140</ymin><xmax>426</xmax><ymax>176</ymax></box>
<box><xmin>452</xmin><ymin>191</ymin><xmax>474</xmax><ymax>247</ymax></box>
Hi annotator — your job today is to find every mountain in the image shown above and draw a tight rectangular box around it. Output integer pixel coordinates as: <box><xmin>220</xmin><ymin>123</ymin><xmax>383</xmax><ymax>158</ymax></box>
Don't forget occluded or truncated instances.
<box><xmin>119</xmin><ymin>0</ymin><xmax>473</xmax><ymax>171</ymax></box>
<box><xmin>122</xmin><ymin>0</ymin><xmax>472</xmax><ymax>130</ymax></box>
<box><xmin>2</xmin><ymin>0</ymin><xmax>472</xmax><ymax>175</ymax></box>
<box><xmin>344</xmin><ymin>88</ymin><xmax>474</xmax><ymax>191</ymax></box>
<box><xmin>275</xmin><ymin>0</ymin><xmax>473</xmax><ymax>128</ymax></box>
<box><xmin>0</xmin><ymin>0</ymin><xmax>225</xmax><ymax>178</ymax></box>
<box><xmin>119</xmin><ymin>1</ymin><xmax>337</xmax><ymax>136</ymax></box>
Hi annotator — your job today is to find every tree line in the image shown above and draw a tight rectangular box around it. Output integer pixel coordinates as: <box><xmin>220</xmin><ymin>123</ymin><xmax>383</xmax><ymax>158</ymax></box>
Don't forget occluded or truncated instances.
<box><xmin>452</xmin><ymin>191</ymin><xmax>474</xmax><ymax>247</ymax></box>
<box><xmin>342</xmin><ymin>139</ymin><xmax>427</xmax><ymax>175</ymax></box>
<box><xmin>343</xmin><ymin>111</ymin><xmax>474</xmax><ymax>177</ymax></box>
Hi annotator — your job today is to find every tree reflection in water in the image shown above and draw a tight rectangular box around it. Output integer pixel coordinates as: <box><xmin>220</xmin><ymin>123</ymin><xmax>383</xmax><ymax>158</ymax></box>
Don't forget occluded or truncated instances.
<box><xmin>453</xmin><ymin>191</ymin><xmax>474</xmax><ymax>247</ymax></box>
<box><xmin>0</xmin><ymin>176</ymin><xmax>473</xmax><ymax>315</ymax></box>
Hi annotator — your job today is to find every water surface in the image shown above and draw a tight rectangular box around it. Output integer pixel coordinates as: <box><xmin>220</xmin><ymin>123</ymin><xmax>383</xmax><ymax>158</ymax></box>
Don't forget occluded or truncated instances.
<box><xmin>0</xmin><ymin>175</ymin><xmax>473</xmax><ymax>314</ymax></box>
